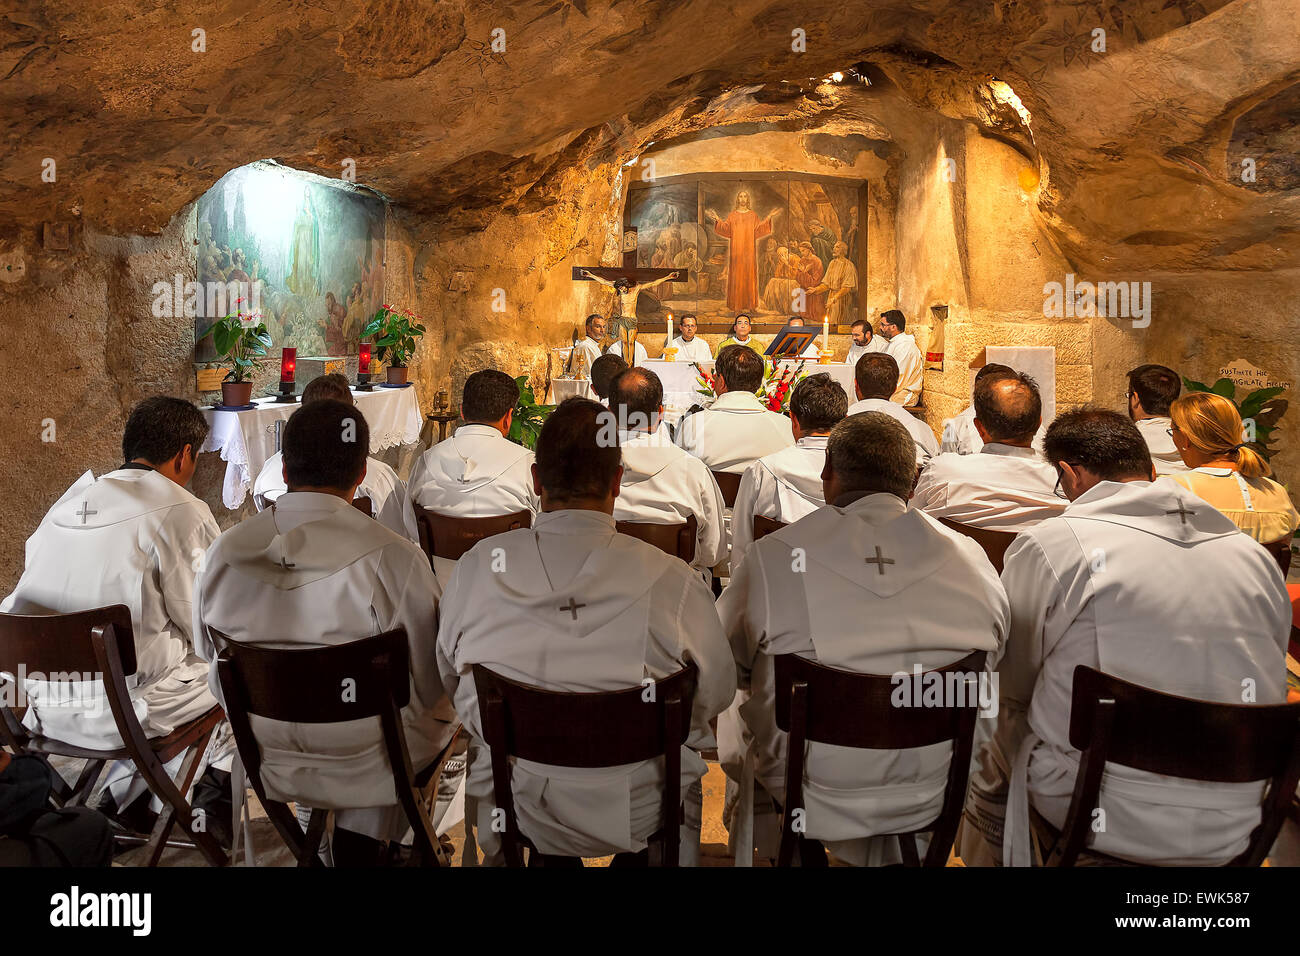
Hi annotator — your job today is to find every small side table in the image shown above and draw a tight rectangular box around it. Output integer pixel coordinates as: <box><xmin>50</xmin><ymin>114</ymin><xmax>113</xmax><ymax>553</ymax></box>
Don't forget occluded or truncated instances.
<box><xmin>422</xmin><ymin>411</ymin><xmax>460</xmax><ymax>448</ymax></box>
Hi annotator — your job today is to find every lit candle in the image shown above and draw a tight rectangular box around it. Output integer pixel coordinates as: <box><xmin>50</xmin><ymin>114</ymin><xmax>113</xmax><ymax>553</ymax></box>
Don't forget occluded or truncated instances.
<box><xmin>280</xmin><ymin>347</ymin><xmax>296</xmax><ymax>384</ymax></box>
<box><xmin>359</xmin><ymin>344</ymin><xmax>372</xmax><ymax>374</ymax></box>
<box><xmin>667</xmin><ymin>312</ymin><xmax>673</xmax><ymax>348</ymax></box>
<box><xmin>822</xmin><ymin>315</ymin><xmax>829</xmax><ymax>353</ymax></box>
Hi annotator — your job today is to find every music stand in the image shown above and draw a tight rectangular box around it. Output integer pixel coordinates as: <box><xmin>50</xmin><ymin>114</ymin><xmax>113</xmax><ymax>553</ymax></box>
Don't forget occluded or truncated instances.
<box><xmin>764</xmin><ymin>325</ymin><xmax>820</xmax><ymax>360</ymax></box>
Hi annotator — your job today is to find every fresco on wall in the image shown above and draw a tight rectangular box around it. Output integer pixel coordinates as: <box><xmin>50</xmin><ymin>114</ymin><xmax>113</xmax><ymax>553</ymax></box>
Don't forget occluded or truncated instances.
<box><xmin>195</xmin><ymin>163</ymin><xmax>385</xmax><ymax>358</ymax></box>
<box><xmin>625</xmin><ymin>176</ymin><xmax>864</xmax><ymax>325</ymax></box>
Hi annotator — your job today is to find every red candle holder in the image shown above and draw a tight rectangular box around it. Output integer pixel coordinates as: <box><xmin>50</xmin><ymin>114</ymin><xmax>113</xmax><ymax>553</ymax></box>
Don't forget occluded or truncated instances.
<box><xmin>273</xmin><ymin>347</ymin><xmax>298</xmax><ymax>403</ymax></box>
<box><xmin>357</xmin><ymin>344</ymin><xmax>374</xmax><ymax>391</ymax></box>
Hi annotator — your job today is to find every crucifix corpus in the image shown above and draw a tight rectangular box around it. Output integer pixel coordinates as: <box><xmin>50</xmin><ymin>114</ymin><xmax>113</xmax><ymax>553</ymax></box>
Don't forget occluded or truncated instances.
<box><xmin>572</xmin><ymin>227</ymin><xmax>688</xmax><ymax>365</ymax></box>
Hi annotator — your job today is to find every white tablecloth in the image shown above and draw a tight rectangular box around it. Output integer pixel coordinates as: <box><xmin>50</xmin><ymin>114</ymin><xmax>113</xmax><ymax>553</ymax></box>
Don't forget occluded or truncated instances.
<box><xmin>201</xmin><ymin>385</ymin><xmax>423</xmax><ymax>509</ymax></box>
<box><xmin>551</xmin><ymin>379</ymin><xmax>595</xmax><ymax>403</ymax></box>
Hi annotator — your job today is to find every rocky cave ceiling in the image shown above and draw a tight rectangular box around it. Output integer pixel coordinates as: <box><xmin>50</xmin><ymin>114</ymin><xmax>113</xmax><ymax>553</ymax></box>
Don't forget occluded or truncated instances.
<box><xmin>2</xmin><ymin>0</ymin><xmax>1297</xmax><ymax>275</ymax></box>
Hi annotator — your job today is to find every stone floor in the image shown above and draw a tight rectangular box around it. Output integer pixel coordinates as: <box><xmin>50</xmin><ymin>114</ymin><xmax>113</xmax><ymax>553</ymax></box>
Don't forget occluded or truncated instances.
<box><xmin>95</xmin><ymin>760</ymin><xmax>1300</xmax><ymax>868</ymax></box>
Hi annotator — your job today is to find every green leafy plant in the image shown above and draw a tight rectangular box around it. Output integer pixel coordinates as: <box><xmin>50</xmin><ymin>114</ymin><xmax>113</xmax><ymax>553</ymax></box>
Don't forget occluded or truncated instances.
<box><xmin>199</xmin><ymin>303</ymin><xmax>271</xmax><ymax>383</ymax></box>
<box><xmin>1183</xmin><ymin>376</ymin><xmax>1289</xmax><ymax>462</ymax></box>
<box><xmin>362</xmin><ymin>304</ymin><xmax>427</xmax><ymax>367</ymax></box>
<box><xmin>508</xmin><ymin>374</ymin><xmax>555</xmax><ymax>450</ymax></box>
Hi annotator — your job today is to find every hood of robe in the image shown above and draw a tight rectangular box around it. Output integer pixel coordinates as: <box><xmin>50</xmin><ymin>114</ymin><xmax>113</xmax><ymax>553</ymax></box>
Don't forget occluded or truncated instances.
<box><xmin>49</xmin><ymin>468</ymin><xmax>202</xmax><ymax>530</ymax></box>
<box><xmin>1064</xmin><ymin>479</ymin><xmax>1241</xmax><ymax>545</ymax></box>
<box><xmin>217</xmin><ymin>492</ymin><xmax>399</xmax><ymax>589</ymax></box>
<box><xmin>617</xmin><ymin>429</ymin><xmax>684</xmax><ymax>484</ymax></box>
<box><xmin>438</xmin><ymin>425</ymin><xmax>530</xmax><ymax>493</ymax></box>
<box><xmin>758</xmin><ymin>436</ymin><xmax>827</xmax><ymax>506</ymax></box>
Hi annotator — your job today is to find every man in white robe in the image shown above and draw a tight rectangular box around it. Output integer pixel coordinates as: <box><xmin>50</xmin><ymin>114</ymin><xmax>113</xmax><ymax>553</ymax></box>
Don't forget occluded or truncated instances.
<box><xmin>253</xmin><ymin>374</ymin><xmax>418</xmax><ymax>543</ymax></box>
<box><xmin>676</xmin><ymin>343</ymin><xmax>793</xmax><ymax>473</ymax></box>
<box><xmin>845</xmin><ymin>319</ymin><xmax>888</xmax><ymax>367</ymax></box>
<box><xmin>1127</xmin><ymin>363</ymin><xmax>1190</xmax><ymax>475</ymax></box>
<box><xmin>573</xmin><ymin>313</ymin><xmax>607</xmax><ymax>375</ymax></box>
<box><xmin>437</xmin><ymin>398</ymin><xmax>735</xmax><ymax>865</ymax></box>
<box><xmin>730</xmin><ymin>373</ymin><xmax>846</xmax><ymax>570</ymax></box>
<box><xmin>847</xmin><ymin>352</ymin><xmax>938</xmax><ymax>465</ymax></box>
<box><xmin>879</xmin><ymin>309</ymin><xmax>923</xmax><ymax>406</ymax></box>
<box><xmin>668</xmin><ymin>313</ymin><xmax>713</xmax><ymax>364</ymax></box>
<box><xmin>608</xmin><ymin>368</ymin><xmax>726</xmax><ymax>574</ymax></box>
<box><xmin>940</xmin><ymin>364</ymin><xmax>1016</xmax><ymax>455</ymax></box>
<box><xmin>913</xmin><ymin>371</ymin><xmax>1064</xmax><ymax>531</ymax></box>
<box><xmin>719</xmin><ymin>411</ymin><xmax>1009</xmax><ymax>865</ymax></box>
<box><xmin>195</xmin><ymin>398</ymin><xmax>456</xmax><ymax>862</ymax></box>
<box><xmin>960</xmin><ymin>409</ymin><xmax>1290</xmax><ymax>866</ymax></box>
<box><xmin>1</xmin><ymin>397</ymin><xmax>234</xmax><ymax>837</ymax></box>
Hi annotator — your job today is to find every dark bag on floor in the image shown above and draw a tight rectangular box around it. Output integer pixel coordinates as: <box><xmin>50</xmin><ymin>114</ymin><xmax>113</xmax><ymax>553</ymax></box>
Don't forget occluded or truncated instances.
<box><xmin>0</xmin><ymin>756</ymin><xmax>113</xmax><ymax>867</ymax></box>
<box><xmin>0</xmin><ymin>754</ymin><xmax>53</xmax><ymax>835</ymax></box>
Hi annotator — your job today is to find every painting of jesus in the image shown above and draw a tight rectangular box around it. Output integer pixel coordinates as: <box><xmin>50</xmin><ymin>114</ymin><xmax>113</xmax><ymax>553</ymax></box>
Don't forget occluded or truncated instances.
<box><xmin>706</xmin><ymin>189</ymin><xmax>780</xmax><ymax>313</ymax></box>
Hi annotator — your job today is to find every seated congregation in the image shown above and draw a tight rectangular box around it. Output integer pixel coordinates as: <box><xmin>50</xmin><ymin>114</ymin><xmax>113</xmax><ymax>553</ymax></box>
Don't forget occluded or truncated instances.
<box><xmin>2</xmin><ymin>347</ymin><xmax>1297</xmax><ymax>868</ymax></box>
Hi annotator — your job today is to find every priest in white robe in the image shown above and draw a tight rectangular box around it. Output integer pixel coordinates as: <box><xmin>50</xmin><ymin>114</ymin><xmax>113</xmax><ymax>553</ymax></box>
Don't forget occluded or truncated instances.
<box><xmin>730</xmin><ymin>373</ymin><xmax>846</xmax><ymax>570</ymax></box>
<box><xmin>252</xmin><ymin>374</ymin><xmax>418</xmax><ymax>543</ymax></box>
<box><xmin>195</xmin><ymin>398</ymin><xmax>455</xmax><ymax>859</ymax></box>
<box><xmin>847</xmin><ymin>352</ymin><xmax>938</xmax><ymax>465</ymax></box>
<box><xmin>608</xmin><ymin>368</ymin><xmax>726</xmax><ymax>574</ymax></box>
<box><xmin>1127</xmin><ymin>363</ymin><xmax>1190</xmax><ymax>476</ymax></box>
<box><xmin>676</xmin><ymin>343</ymin><xmax>793</xmax><ymax>473</ymax></box>
<box><xmin>940</xmin><ymin>364</ymin><xmax>1016</xmax><ymax>455</ymax></box>
<box><xmin>668</xmin><ymin>313</ymin><xmax>713</xmax><ymax>364</ymax></box>
<box><xmin>437</xmin><ymin>398</ymin><xmax>735</xmax><ymax>865</ymax></box>
<box><xmin>573</xmin><ymin>313</ymin><xmax>607</xmax><ymax>375</ymax></box>
<box><xmin>1</xmin><ymin>397</ymin><xmax>234</xmax><ymax>829</ymax></box>
<box><xmin>845</xmin><ymin>319</ymin><xmax>888</xmax><ymax>366</ymax></box>
<box><xmin>879</xmin><ymin>310</ymin><xmax>924</xmax><ymax>406</ymax></box>
<box><xmin>719</xmin><ymin>411</ymin><xmax>1009</xmax><ymax>865</ymax></box>
<box><xmin>960</xmin><ymin>409</ymin><xmax>1290</xmax><ymax>866</ymax></box>
<box><xmin>913</xmin><ymin>371</ymin><xmax>1064</xmax><ymax>531</ymax></box>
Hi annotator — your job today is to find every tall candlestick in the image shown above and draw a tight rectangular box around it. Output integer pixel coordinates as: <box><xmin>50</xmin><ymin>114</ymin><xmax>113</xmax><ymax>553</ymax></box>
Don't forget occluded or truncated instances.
<box><xmin>667</xmin><ymin>312</ymin><xmax>673</xmax><ymax>346</ymax></box>
<box><xmin>822</xmin><ymin>315</ymin><xmax>829</xmax><ymax>353</ymax></box>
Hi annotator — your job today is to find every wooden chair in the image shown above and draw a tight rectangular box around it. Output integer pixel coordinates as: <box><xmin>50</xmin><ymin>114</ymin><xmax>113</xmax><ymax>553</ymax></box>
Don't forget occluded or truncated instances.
<box><xmin>711</xmin><ymin>470</ymin><xmax>742</xmax><ymax>509</ymax></box>
<box><xmin>938</xmin><ymin>517</ymin><xmax>1018</xmax><ymax>573</ymax></box>
<box><xmin>1047</xmin><ymin>665</ymin><xmax>1300</xmax><ymax>867</ymax></box>
<box><xmin>351</xmin><ymin>495</ymin><xmax>373</xmax><ymax>518</ymax></box>
<box><xmin>216</xmin><ymin>628</ymin><xmax>453</xmax><ymax>867</ymax></box>
<box><xmin>473</xmin><ymin>661</ymin><xmax>698</xmax><ymax>867</ymax></box>
<box><xmin>773</xmin><ymin>649</ymin><xmax>987</xmax><ymax>867</ymax></box>
<box><xmin>615</xmin><ymin>514</ymin><xmax>697</xmax><ymax>564</ymax></box>
<box><xmin>1262</xmin><ymin>536</ymin><xmax>1293</xmax><ymax>578</ymax></box>
<box><xmin>752</xmin><ymin>515</ymin><xmax>786</xmax><ymax>544</ymax></box>
<box><xmin>0</xmin><ymin>606</ymin><xmax>228</xmax><ymax>866</ymax></box>
<box><xmin>413</xmin><ymin>504</ymin><xmax>531</xmax><ymax>562</ymax></box>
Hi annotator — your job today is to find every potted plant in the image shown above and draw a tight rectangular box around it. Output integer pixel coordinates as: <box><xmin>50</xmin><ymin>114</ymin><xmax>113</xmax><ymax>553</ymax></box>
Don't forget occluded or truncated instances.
<box><xmin>199</xmin><ymin>302</ymin><xmax>272</xmax><ymax>407</ymax></box>
<box><xmin>362</xmin><ymin>304</ymin><xmax>427</xmax><ymax>385</ymax></box>
<box><xmin>507</xmin><ymin>375</ymin><xmax>555</xmax><ymax>450</ymax></box>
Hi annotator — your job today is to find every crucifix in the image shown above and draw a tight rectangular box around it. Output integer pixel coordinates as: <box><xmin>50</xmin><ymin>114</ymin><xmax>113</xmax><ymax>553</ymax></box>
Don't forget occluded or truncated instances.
<box><xmin>571</xmin><ymin>226</ymin><xmax>688</xmax><ymax>365</ymax></box>
<box><xmin>76</xmin><ymin>502</ymin><xmax>97</xmax><ymax>524</ymax></box>
<box><xmin>864</xmin><ymin>545</ymin><xmax>895</xmax><ymax>575</ymax></box>
<box><xmin>1165</xmin><ymin>504</ymin><xmax>1196</xmax><ymax>525</ymax></box>
<box><xmin>558</xmin><ymin>597</ymin><xmax>586</xmax><ymax>620</ymax></box>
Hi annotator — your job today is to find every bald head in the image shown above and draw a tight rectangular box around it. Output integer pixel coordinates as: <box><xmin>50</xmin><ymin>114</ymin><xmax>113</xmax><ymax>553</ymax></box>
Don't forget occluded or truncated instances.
<box><xmin>973</xmin><ymin>372</ymin><xmax>1042</xmax><ymax>446</ymax></box>
<box><xmin>608</xmin><ymin>366</ymin><xmax>663</xmax><ymax>433</ymax></box>
<box><xmin>821</xmin><ymin>412</ymin><xmax>916</xmax><ymax>504</ymax></box>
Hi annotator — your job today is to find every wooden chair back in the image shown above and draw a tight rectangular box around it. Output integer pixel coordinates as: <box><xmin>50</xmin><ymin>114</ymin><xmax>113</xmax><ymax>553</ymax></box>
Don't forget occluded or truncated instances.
<box><xmin>711</xmin><ymin>470</ymin><xmax>742</xmax><ymax>508</ymax></box>
<box><xmin>773</xmin><ymin>649</ymin><xmax>987</xmax><ymax>867</ymax></box>
<box><xmin>752</xmin><ymin>515</ymin><xmax>786</xmax><ymax>544</ymax></box>
<box><xmin>937</xmin><ymin>517</ymin><xmax>1018</xmax><ymax>573</ymax></box>
<box><xmin>413</xmin><ymin>504</ymin><xmax>531</xmax><ymax>562</ymax></box>
<box><xmin>1262</xmin><ymin>536</ymin><xmax>1293</xmax><ymax>578</ymax></box>
<box><xmin>215</xmin><ymin>628</ymin><xmax>445</xmax><ymax>866</ymax></box>
<box><xmin>0</xmin><ymin>606</ymin><xmax>227</xmax><ymax>865</ymax></box>
<box><xmin>1052</xmin><ymin>665</ymin><xmax>1300</xmax><ymax>867</ymax></box>
<box><xmin>472</xmin><ymin>662</ymin><xmax>698</xmax><ymax>867</ymax></box>
<box><xmin>615</xmin><ymin>515</ymin><xmax>697</xmax><ymax>564</ymax></box>
<box><xmin>351</xmin><ymin>496</ymin><xmax>373</xmax><ymax>518</ymax></box>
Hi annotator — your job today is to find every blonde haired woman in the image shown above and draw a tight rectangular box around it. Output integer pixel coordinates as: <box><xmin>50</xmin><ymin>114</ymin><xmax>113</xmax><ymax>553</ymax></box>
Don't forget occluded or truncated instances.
<box><xmin>1164</xmin><ymin>392</ymin><xmax>1299</xmax><ymax>550</ymax></box>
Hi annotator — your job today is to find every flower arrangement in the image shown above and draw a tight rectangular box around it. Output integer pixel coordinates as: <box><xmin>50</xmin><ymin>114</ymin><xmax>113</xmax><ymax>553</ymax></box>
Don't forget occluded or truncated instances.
<box><xmin>761</xmin><ymin>360</ymin><xmax>808</xmax><ymax>413</ymax></box>
<box><xmin>692</xmin><ymin>361</ymin><xmax>717</xmax><ymax>399</ymax></box>
<box><xmin>362</xmin><ymin>304</ymin><xmax>427</xmax><ymax>368</ymax></box>
<box><xmin>200</xmin><ymin>298</ymin><xmax>271</xmax><ymax>384</ymax></box>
